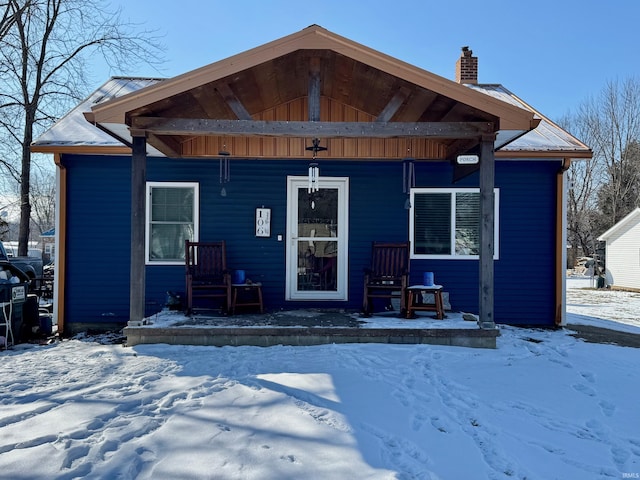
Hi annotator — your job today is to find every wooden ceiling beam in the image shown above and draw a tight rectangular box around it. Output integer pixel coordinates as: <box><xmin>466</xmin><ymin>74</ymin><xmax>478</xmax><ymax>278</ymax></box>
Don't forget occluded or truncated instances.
<box><xmin>308</xmin><ymin>57</ymin><xmax>321</xmax><ymax>121</ymax></box>
<box><xmin>216</xmin><ymin>83</ymin><xmax>253</xmax><ymax>120</ymax></box>
<box><xmin>376</xmin><ymin>86</ymin><xmax>410</xmax><ymax>122</ymax></box>
<box><xmin>446</xmin><ymin>138</ymin><xmax>481</xmax><ymax>159</ymax></box>
<box><xmin>146</xmin><ymin>133</ymin><xmax>182</xmax><ymax>158</ymax></box>
<box><xmin>130</xmin><ymin>117</ymin><xmax>494</xmax><ymax>139</ymax></box>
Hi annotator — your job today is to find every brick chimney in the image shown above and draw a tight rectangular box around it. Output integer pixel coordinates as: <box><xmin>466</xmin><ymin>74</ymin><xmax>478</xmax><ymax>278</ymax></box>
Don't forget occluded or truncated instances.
<box><xmin>455</xmin><ymin>46</ymin><xmax>478</xmax><ymax>84</ymax></box>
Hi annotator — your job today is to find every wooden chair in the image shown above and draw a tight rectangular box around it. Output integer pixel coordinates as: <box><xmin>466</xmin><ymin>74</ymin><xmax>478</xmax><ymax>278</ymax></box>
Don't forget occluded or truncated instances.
<box><xmin>185</xmin><ymin>241</ymin><xmax>231</xmax><ymax>314</ymax></box>
<box><xmin>362</xmin><ymin>242</ymin><xmax>410</xmax><ymax>316</ymax></box>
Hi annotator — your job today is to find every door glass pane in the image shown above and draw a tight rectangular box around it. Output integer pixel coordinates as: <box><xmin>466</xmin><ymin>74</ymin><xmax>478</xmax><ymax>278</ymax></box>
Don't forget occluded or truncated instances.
<box><xmin>296</xmin><ymin>188</ymin><xmax>338</xmax><ymax>291</ymax></box>
<box><xmin>297</xmin><ymin>189</ymin><xmax>338</xmax><ymax>235</ymax></box>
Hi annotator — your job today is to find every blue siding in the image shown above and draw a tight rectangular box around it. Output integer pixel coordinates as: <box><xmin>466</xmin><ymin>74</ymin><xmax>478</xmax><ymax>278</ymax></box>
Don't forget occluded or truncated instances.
<box><xmin>62</xmin><ymin>154</ymin><xmax>560</xmax><ymax>329</ymax></box>
<box><xmin>64</xmin><ymin>155</ymin><xmax>132</xmax><ymax>327</ymax></box>
<box><xmin>407</xmin><ymin>161</ymin><xmax>559</xmax><ymax>325</ymax></box>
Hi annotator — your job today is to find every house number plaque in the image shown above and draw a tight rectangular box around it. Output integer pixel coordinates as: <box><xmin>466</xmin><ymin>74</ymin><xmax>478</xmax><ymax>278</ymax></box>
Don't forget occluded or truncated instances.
<box><xmin>255</xmin><ymin>207</ymin><xmax>271</xmax><ymax>237</ymax></box>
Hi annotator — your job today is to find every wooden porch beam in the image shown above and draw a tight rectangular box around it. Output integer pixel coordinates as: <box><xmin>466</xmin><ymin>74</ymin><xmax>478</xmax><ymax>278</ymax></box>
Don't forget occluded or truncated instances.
<box><xmin>478</xmin><ymin>134</ymin><xmax>496</xmax><ymax>330</ymax></box>
<box><xmin>130</xmin><ymin>117</ymin><xmax>494</xmax><ymax>139</ymax></box>
<box><xmin>376</xmin><ymin>87</ymin><xmax>410</xmax><ymax>122</ymax></box>
<box><xmin>129</xmin><ymin>135</ymin><xmax>147</xmax><ymax>325</ymax></box>
<box><xmin>216</xmin><ymin>83</ymin><xmax>253</xmax><ymax>120</ymax></box>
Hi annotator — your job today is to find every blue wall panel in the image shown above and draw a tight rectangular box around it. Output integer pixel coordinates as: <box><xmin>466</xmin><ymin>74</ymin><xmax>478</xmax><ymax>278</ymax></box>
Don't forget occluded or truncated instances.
<box><xmin>64</xmin><ymin>154</ymin><xmax>132</xmax><ymax>328</ymax></box>
<box><xmin>62</xmin><ymin>154</ymin><xmax>560</xmax><ymax>329</ymax></box>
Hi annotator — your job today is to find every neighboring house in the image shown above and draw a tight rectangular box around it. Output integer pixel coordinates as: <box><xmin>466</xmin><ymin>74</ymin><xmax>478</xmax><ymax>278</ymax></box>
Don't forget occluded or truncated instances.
<box><xmin>32</xmin><ymin>25</ymin><xmax>591</xmax><ymax>334</ymax></box>
<box><xmin>598</xmin><ymin>208</ymin><xmax>640</xmax><ymax>291</ymax></box>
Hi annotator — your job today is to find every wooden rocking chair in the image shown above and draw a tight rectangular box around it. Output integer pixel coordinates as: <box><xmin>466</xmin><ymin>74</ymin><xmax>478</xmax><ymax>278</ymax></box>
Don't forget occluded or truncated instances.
<box><xmin>185</xmin><ymin>240</ymin><xmax>232</xmax><ymax>314</ymax></box>
<box><xmin>362</xmin><ymin>242</ymin><xmax>410</xmax><ymax>316</ymax></box>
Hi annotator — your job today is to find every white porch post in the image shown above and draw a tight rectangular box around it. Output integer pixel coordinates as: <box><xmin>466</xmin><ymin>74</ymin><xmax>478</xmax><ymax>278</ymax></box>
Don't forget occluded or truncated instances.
<box><xmin>479</xmin><ymin>134</ymin><xmax>496</xmax><ymax>329</ymax></box>
<box><xmin>129</xmin><ymin>134</ymin><xmax>146</xmax><ymax>325</ymax></box>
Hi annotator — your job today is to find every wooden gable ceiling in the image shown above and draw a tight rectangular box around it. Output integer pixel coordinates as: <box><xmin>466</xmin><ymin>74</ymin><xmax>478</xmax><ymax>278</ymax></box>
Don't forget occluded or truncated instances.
<box><xmin>89</xmin><ymin>25</ymin><xmax>537</xmax><ymax>160</ymax></box>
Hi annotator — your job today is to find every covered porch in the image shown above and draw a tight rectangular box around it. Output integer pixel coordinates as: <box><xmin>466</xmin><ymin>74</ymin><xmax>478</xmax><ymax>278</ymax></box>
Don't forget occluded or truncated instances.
<box><xmin>30</xmin><ymin>25</ymin><xmax>597</xmax><ymax>338</ymax></box>
<box><xmin>82</xmin><ymin>25</ymin><xmax>539</xmax><ymax>338</ymax></box>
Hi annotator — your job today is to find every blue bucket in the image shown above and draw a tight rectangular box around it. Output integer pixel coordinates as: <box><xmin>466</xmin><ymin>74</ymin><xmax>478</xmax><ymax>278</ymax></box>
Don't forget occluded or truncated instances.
<box><xmin>232</xmin><ymin>270</ymin><xmax>246</xmax><ymax>284</ymax></box>
<box><xmin>423</xmin><ymin>272</ymin><xmax>434</xmax><ymax>286</ymax></box>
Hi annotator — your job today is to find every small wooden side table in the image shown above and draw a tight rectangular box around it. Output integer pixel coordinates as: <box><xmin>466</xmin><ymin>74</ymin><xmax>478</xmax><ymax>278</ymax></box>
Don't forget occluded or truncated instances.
<box><xmin>405</xmin><ymin>285</ymin><xmax>445</xmax><ymax>319</ymax></box>
<box><xmin>230</xmin><ymin>283</ymin><xmax>264</xmax><ymax>315</ymax></box>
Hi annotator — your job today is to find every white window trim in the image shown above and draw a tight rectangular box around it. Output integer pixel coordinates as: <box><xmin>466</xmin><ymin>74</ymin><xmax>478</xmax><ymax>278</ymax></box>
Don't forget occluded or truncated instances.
<box><xmin>145</xmin><ymin>181</ymin><xmax>199</xmax><ymax>265</ymax></box>
<box><xmin>409</xmin><ymin>187</ymin><xmax>499</xmax><ymax>260</ymax></box>
<box><xmin>285</xmin><ymin>176</ymin><xmax>349</xmax><ymax>301</ymax></box>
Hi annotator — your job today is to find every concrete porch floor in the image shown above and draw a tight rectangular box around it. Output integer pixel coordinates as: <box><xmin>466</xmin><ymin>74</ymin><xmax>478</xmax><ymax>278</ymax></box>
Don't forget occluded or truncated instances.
<box><xmin>124</xmin><ymin>308</ymin><xmax>500</xmax><ymax>349</ymax></box>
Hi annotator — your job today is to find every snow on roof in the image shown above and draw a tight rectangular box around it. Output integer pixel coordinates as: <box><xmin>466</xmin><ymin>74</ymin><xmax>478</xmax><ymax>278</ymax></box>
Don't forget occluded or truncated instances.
<box><xmin>467</xmin><ymin>84</ymin><xmax>590</xmax><ymax>154</ymax></box>
<box><xmin>34</xmin><ymin>77</ymin><xmax>589</xmax><ymax>158</ymax></box>
<box><xmin>32</xmin><ymin>77</ymin><xmax>164</xmax><ymax>150</ymax></box>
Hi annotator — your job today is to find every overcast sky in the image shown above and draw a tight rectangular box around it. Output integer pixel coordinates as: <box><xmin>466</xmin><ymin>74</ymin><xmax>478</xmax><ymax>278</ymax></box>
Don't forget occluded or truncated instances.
<box><xmin>95</xmin><ymin>0</ymin><xmax>638</xmax><ymax>122</ymax></box>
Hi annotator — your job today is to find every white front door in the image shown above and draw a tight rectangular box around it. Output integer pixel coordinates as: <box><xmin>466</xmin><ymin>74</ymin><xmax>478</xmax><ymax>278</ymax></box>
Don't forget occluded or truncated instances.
<box><xmin>286</xmin><ymin>176</ymin><xmax>349</xmax><ymax>300</ymax></box>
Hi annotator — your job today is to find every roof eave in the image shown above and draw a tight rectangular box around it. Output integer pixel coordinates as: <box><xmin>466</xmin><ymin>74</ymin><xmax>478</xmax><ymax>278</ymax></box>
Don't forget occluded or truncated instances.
<box><xmin>494</xmin><ymin>150</ymin><xmax>593</xmax><ymax>159</ymax></box>
<box><xmin>90</xmin><ymin>25</ymin><xmax>536</xmax><ymax>132</ymax></box>
<box><xmin>598</xmin><ymin>208</ymin><xmax>640</xmax><ymax>241</ymax></box>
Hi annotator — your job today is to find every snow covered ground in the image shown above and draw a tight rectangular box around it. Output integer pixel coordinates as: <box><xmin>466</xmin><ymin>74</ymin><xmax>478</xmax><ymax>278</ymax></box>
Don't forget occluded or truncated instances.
<box><xmin>0</xmin><ymin>278</ymin><xmax>639</xmax><ymax>479</ymax></box>
<box><xmin>566</xmin><ymin>276</ymin><xmax>640</xmax><ymax>331</ymax></box>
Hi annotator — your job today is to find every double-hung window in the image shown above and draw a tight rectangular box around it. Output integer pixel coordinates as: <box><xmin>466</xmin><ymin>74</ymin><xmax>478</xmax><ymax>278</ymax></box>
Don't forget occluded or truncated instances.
<box><xmin>146</xmin><ymin>182</ymin><xmax>199</xmax><ymax>264</ymax></box>
<box><xmin>410</xmin><ymin>188</ymin><xmax>499</xmax><ymax>259</ymax></box>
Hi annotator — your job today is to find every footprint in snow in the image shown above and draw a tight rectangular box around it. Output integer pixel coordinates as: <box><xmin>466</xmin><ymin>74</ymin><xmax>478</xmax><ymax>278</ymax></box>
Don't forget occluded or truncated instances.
<box><xmin>62</xmin><ymin>444</ymin><xmax>91</xmax><ymax>469</ymax></box>
<box><xmin>572</xmin><ymin>382</ymin><xmax>596</xmax><ymax>397</ymax></box>
<box><xmin>611</xmin><ymin>445</ymin><xmax>631</xmax><ymax>469</ymax></box>
<box><xmin>599</xmin><ymin>400</ymin><xmax>615</xmax><ymax>417</ymax></box>
<box><xmin>411</xmin><ymin>413</ymin><xmax>426</xmax><ymax>431</ymax></box>
<box><xmin>580</xmin><ymin>371</ymin><xmax>596</xmax><ymax>383</ymax></box>
<box><xmin>391</xmin><ymin>388</ymin><xmax>411</xmax><ymax>408</ymax></box>
<box><xmin>429</xmin><ymin>415</ymin><xmax>448</xmax><ymax>433</ymax></box>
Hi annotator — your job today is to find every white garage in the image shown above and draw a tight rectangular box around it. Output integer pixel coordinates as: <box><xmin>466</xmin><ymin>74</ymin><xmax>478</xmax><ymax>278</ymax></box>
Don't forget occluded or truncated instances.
<box><xmin>598</xmin><ymin>208</ymin><xmax>640</xmax><ymax>291</ymax></box>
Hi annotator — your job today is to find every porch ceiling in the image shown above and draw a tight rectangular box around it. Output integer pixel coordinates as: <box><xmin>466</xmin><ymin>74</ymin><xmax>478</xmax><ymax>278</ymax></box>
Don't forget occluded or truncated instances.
<box><xmin>128</xmin><ymin>50</ymin><xmax>493</xmax><ymax>124</ymax></box>
<box><xmin>87</xmin><ymin>25</ymin><xmax>538</xmax><ymax>160</ymax></box>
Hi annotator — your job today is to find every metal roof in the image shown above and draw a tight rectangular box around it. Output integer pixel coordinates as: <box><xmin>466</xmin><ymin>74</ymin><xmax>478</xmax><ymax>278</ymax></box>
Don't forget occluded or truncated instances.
<box><xmin>33</xmin><ymin>77</ymin><xmax>163</xmax><ymax>154</ymax></box>
<box><xmin>467</xmin><ymin>84</ymin><xmax>590</xmax><ymax>155</ymax></box>
<box><xmin>34</xmin><ymin>78</ymin><xmax>590</xmax><ymax>159</ymax></box>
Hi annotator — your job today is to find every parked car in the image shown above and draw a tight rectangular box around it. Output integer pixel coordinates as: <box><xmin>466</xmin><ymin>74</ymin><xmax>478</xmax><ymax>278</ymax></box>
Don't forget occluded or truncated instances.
<box><xmin>0</xmin><ymin>241</ymin><xmax>43</xmax><ymax>280</ymax></box>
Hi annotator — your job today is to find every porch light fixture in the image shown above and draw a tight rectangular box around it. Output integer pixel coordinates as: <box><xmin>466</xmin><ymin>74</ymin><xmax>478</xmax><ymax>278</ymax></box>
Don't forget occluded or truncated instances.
<box><xmin>219</xmin><ymin>144</ymin><xmax>230</xmax><ymax>197</ymax></box>
<box><xmin>402</xmin><ymin>157</ymin><xmax>415</xmax><ymax>209</ymax></box>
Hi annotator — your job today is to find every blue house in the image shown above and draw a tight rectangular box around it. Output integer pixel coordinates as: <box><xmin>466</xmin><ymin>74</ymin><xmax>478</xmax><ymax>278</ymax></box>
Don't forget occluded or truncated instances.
<box><xmin>33</xmin><ymin>26</ymin><xmax>591</xmax><ymax>334</ymax></box>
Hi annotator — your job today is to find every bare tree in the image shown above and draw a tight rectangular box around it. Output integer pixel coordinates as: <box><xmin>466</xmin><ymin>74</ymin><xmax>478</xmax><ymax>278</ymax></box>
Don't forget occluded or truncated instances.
<box><xmin>558</xmin><ymin>113</ymin><xmax>603</xmax><ymax>265</ymax></box>
<box><xmin>580</xmin><ymin>78</ymin><xmax>640</xmax><ymax>225</ymax></box>
<box><xmin>0</xmin><ymin>215</ymin><xmax>8</xmax><ymax>240</ymax></box>
<box><xmin>560</xmin><ymin>77</ymin><xmax>640</xmax><ymax>265</ymax></box>
<box><xmin>597</xmin><ymin>140</ymin><xmax>640</xmax><ymax>224</ymax></box>
<box><xmin>0</xmin><ymin>0</ymin><xmax>163</xmax><ymax>255</ymax></box>
<box><xmin>30</xmin><ymin>167</ymin><xmax>55</xmax><ymax>236</ymax></box>
<box><xmin>0</xmin><ymin>0</ymin><xmax>25</xmax><ymax>41</ymax></box>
